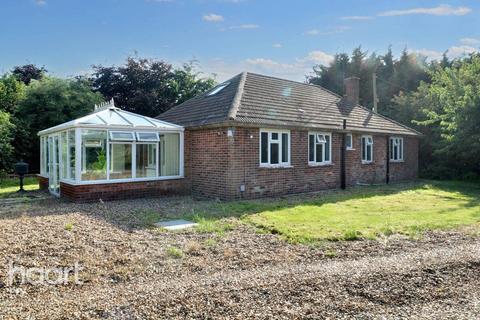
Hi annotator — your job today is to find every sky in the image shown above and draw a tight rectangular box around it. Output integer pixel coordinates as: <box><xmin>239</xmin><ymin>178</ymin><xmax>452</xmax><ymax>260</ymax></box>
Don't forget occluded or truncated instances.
<box><xmin>1</xmin><ymin>0</ymin><xmax>479</xmax><ymax>81</ymax></box>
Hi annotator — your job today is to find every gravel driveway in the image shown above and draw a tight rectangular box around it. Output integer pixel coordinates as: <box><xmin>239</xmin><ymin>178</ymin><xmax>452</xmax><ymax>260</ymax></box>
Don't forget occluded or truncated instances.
<box><xmin>0</xmin><ymin>196</ymin><xmax>479</xmax><ymax>319</ymax></box>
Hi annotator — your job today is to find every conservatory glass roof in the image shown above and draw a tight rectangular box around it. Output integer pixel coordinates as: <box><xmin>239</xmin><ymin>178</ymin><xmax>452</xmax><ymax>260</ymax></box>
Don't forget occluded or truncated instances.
<box><xmin>38</xmin><ymin>99</ymin><xmax>183</xmax><ymax>136</ymax></box>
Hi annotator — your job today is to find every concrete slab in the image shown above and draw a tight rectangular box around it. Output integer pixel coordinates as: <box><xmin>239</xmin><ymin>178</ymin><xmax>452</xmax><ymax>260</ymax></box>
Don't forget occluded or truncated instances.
<box><xmin>155</xmin><ymin>219</ymin><xmax>198</xmax><ymax>230</ymax></box>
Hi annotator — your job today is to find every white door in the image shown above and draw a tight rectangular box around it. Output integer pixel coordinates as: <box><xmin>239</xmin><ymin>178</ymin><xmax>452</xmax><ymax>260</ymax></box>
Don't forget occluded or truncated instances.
<box><xmin>48</xmin><ymin>135</ymin><xmax>60</xmax><ymax>196</ymax></box>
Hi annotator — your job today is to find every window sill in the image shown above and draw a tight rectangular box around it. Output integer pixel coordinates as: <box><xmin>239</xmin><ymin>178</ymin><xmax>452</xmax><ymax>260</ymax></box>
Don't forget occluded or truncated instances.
<box><xmin>361</xmin><ymin>161</ymin><xmax>374</xmax><ymax>165</ymax></box>
<box><xmin>390</xmin><ymin>160</ymin><xmax>405</xmax><ymax>163</ymax></box>
<box><xmin>346</xmin><ymin>148</ymin><xmax>355</xmax><ymax>151</ymax></box>
<box><xmin>259</xmin><ymin>165</ymin><xmax>293</xmax><ymax>169</ymax></box>
<box><xmin>308</xmin><ymin>162</ymin><xmax>333</xmax><ymax>167</ymax></box>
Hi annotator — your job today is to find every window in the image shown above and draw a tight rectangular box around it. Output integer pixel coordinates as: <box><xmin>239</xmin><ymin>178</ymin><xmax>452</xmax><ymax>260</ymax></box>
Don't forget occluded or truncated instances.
<box><xmin>361</xmin><ymin>135</ymin><xmax>373</xmax><ymax>163</ymax></box>
<box><xmin>109</xmin><ymin>143</ymin><xmax>132</xmax><ymax>179</ymax></box>
<box><xmin>40</xmin><ymin>137</ymin><xmax>46</xmax><ymax>175</ymax></box>
<box><xmin>81</xmin><ymin>130</ymin><xmax>107</xmax><ymax>180</ymax></box>
<box><xmin>61</xmin><ymin>131</ymin><xmax>68</xmax><ymax>179</ymax></box>
<box><xmin>136</xmin><ymin>132</ymin><xmax>159</xmax><ymax>142</ymax></box>
<box><xmin>309</xmin><ymin>133</ymin><xmax>331</xmax><ymax>165</ymax></box>
<box><xmin>136</xmin><ymin>143</ymin><xmax>157</xmax><ymax>178</ymax></box>
<box><xmin>109</xmin><ymin>131</ymin><xmax>135</xmax><ymax>141</ymax></box>
<box><xmin>68</xmin><ymin>130</ymin><xmax>76</xmax><ymax>180</ymax></box>
<box><xmin>346</xmin><ymin>134</ymin><xmax>353</xmax><ymax>150</ymax></box>
<box><xmin>259</xmin><ymin>130</ymin><xmax>290</xmax><ymax>167</ymax></box>
<box><xmin>390</xmin><ymin>137</ymin><xmax>404</xmax><ymax>161</ymax></box>
<box><xmin>207</xmin><ymin>82</ymin><xmax>230</xmax><ymax>96</ymax></box>
<box><xmin>160</xmin><ymin>133</ymin><xmax>180</xmax><ymax>176</ymax></box>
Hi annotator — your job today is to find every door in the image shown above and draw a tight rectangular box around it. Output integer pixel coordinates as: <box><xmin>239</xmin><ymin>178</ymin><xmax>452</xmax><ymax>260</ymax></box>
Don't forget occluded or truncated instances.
<box><xmin>48</xmin><ymin>135</ymin><xmax>60</xmax><ymax>196</ymax></box>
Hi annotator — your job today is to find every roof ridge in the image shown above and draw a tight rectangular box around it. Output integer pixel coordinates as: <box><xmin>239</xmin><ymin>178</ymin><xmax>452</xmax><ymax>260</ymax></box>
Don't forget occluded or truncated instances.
<box><xmin>227</xmin><ymin>72</ymin><xmax>247</xmax><ymax>120</ymax></box>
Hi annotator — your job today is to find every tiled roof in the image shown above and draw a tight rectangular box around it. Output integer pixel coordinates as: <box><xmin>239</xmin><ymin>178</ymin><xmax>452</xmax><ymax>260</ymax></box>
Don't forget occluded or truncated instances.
<box><xmin>158</xmin><ymin>72</ymin><xmax>420</xmax><ymax>136</ymax></box>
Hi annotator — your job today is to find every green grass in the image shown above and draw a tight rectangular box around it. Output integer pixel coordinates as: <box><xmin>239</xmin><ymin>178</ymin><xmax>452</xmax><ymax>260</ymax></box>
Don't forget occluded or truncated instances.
<box><xmin>166</xmin><ymin>246</ymin><xmax>184</xmax><ymax>259</ymax></box>
<box><xmin>0</xmin><ymin>177</ymin><xmax>39</xmax><ymax>198</ymax></box>
<box><xmin>244</xmin><ymin>181</ymin><xmax>480</xmax><ymax>243</ymax></box>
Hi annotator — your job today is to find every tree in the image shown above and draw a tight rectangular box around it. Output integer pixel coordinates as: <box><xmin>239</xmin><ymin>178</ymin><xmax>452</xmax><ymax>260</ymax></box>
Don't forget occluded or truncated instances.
<box><xmin>91</xmin><ymin>57</ymin><xmax>216</xmax><ymax>118</ymax></box>
<box><xmin>15</xmin><ymin>77</ymin><xmax>104</xmax><ymax>171</ymax></box>
<box><xmin>393</xmin><ymin>54</ymin><xmax>480</xmax><ymax>178</ymax></box>
<box><xmin>12</xmin><ymin>64</ymin><xmax>47</xmax><ymax>85</ymax></box>
<box><xmin>0</xmin><ymin>74</ymin><xmax>25</xmax><ymax>114</ymax></box>
<box><xmin>0</xmin><ymin>111</ymin><xmax>15</xmax><ymax>172</ymax></box>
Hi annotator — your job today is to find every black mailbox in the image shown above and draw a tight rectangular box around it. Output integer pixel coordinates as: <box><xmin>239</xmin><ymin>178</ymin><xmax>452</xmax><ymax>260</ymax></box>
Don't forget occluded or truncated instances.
<box><xmin>14</xmin><ymin>160</ymin><xmax>29</xmax><ymax>192</ymax></box>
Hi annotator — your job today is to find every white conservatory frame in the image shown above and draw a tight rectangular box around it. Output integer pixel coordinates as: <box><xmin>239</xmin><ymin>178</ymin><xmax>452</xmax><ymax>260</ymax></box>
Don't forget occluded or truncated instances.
<box><xmin>38</xmin><ymin>100</ymin><xmax>184</xmax><ymax>196</ymax></box>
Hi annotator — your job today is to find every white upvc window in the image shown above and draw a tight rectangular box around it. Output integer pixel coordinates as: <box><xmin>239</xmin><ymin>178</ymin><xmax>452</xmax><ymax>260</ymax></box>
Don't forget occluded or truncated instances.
<box><xmin>308</xmin><ymin>132</ymin><xmax>332</xmax><ymax>165</ymax></box>
<box><xmin>109</xmin><ymin>131</ymin><xmax>135</xmax><ymax>141</ymax></box>
<box><xmin>136</xmin><ymin>132</ymin><xmax>159</xmax><ymax>142</ymax></box>
<box><xmin>346</xmin><ymin>134</ymin><xmax>353</xmax><ymax>150</ymax></box>
<box><xmin>361</xmin><ymin>135</ymin><xmax>373</xmax><ymax>163</ymax></box>
<box><xmin>259</xmin><ymin>129</ymin><xmax>290</xmax><ymax>167</ymax></box>
<box><xmin>390</xmin><ymin>137</ymin><xmax>404</xmax><ymax>161</ymax></box>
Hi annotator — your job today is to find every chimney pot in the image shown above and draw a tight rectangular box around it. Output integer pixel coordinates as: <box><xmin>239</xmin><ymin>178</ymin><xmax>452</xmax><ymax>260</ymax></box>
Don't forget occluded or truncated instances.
<box><xmin>344</xmin><ymin>76</ymin><xmax>360</xmax><ymax>106</ymax></box>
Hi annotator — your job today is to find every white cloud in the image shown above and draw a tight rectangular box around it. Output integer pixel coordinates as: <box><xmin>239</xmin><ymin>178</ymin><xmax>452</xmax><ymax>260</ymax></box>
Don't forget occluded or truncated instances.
<box><xmin>35</xmin><ymin>0</ymin><xmax>47</xmax><ymax>5</ymax></box>
<box><xmin>272</xmin><ymin>43</ymin><xmax>282</xmax><ymax>48</ymax></box>
<box><xmin>379</xmin><ymin>5</ymin><xmax>472</xmax><ymax>17</ymax></box>
<box><xmin>305</xmin><ymin>26</ymin><xmax>350</xmax><ymax>36</ymax></box>
<box><xmin>447</xmin><ymin>45</ymin><xmax>477</xmax><ymax>58</ymax></box>
<box><xmin>340</xmin><ymin>16</ymin><xmax>372</xmax><ymax>20</ymax></box>
<box><xmin>413</xmin><ymin>49</ymin><xmax>444</xmax><ymax>61</ymax></box>
<box><xmin>460</xmin><ymin>38</ymin><xmax>480</xmax><ymax>46</ymax></box>
<box><xmin>297</xmin><ymin>50</ymin><xmax>334</xmax><ymax>65</ymax></box>
<box><xmin>203</xmin><ymin>13</ymin><xmax>224</xmax><ymax>22</ymax></box>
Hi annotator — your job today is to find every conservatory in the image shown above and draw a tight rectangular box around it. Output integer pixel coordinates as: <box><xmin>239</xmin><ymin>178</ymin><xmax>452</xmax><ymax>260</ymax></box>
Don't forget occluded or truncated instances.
<box><xmin>38</xmin><ymin>100</ymin><xmax>185</xmax><ymax>200</ymax></box>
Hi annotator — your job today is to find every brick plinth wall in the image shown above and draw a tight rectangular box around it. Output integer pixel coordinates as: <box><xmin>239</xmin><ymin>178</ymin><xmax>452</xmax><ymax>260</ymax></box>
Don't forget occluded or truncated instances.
<box><xmin>60</xmin><ymin>179</ymin><xmax>189</xmax><ymax>202</ymax></box>
<box><xmin>188</xmin><ymin>127</ymin><xmax>419</xmax><ymax>200</ymax></box>
<box><xmin>38</xmin><ymin>175</ymin><xmax>49</xmax><ymax>191</ymax></box>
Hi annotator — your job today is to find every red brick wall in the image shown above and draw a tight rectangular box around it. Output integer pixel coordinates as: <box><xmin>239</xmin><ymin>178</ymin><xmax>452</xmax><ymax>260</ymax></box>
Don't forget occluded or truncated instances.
<box><xmin>60</xmin><ymin>179</ymin><xmax>189</xmax><ymax>202</ymax></box>
<box><xmin>38</xmin><ymin>175</ymin><xmax>49</xmax><ymax>191</ymax></box>
<box><xmin>187</xmin><ymin>127</ymin><xmax>419</xmax><ymax>200</ymax></box>
<box><xmin>188</xmin><ymin>128</ymin><xmax>229</xmax><ymax>199</ymax></box>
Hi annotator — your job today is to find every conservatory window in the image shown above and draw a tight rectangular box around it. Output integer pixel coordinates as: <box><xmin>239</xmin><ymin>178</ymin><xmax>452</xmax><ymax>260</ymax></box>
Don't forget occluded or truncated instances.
<box><xmin>309</xmin><ymin>133</ymin><xmax>331</xmax><ymax>165</ymax></box>
<box><xmin>109</xmin><ymin>131</ymin><xmax>135</xmax><ymax>141</ymax></box>
<box><xmin>136</xmin><ymin>132</ymin><xmax>159</xmax><ymax>142</ymax></box>
<box><xmin>390</xmin><ymin>137</ymin><xmax>404</xmax><ymax>161</ymax></box>
<box><xmin>361</xmin><ymin>135</ymin><xmax>373</xmax><ymax>163</ymax></box>
<box><xmin>81</xmin><ymin>130</ymin><xmax>107</xmax><ymax>180</ymax></box>
<box><xmin>68</xmin><ymin>130</ymin><xmax>76</xmax><ymax>180</ymax></box>
<box><xmin>160</xmin><ymin>133</ymin><xmax>180</xmax><ymax>176</ymax></box>
<box><xmin>109</xmin><ymin>143</ymin><xmax>132</xmax><ymax>179</ymax></box>
<box><xmin>40</xmin><ymin>137</ymin><xmax>46</xmax><ymax>175</ymax></box>
<box><xmin>61</xmin><ymin>132</ymin><xmax>68</xmax><ymax>179</ymax></box>
<box><xmin>136</xmin><ymin>143</ymin><xmax>157</xmax><ymax>178</ymax></box>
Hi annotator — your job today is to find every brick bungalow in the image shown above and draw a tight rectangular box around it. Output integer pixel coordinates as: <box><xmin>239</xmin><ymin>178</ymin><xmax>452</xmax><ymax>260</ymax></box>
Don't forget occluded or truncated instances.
<box><xmin>157</xmin><ymin>72</ymin><xmax>420</xmax><ymax>200</ymax></box>
<box><xmin>38</xmin><ymin>72</ymin><xmax>419</xmax><ymax>202</ymax></box>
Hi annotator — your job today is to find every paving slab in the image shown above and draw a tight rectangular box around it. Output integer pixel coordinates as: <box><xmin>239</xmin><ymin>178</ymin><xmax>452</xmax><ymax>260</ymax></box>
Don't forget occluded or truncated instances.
<box><xmin>155</xmin><ymin>219</ymin><xmax>198</xmax><ymax>230</ymax></box>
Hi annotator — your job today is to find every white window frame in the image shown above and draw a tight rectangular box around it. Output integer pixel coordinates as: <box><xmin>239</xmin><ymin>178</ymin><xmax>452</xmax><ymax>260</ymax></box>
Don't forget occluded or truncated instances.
<box><xmin>259</xmin><ymin>129</ymin><xmax>291</xmax><ymax>168</ymax></box>
<box><xmin>390</xmin><ymin>137</ymin><xmax>404</xmax><ymax>162</ymax></box>
<box><xmin>346</xmin><ymin>133</ymin><xmax>353</xmax><ymax>150</ymax></box>
<box><xmin>361</xmin><ymin>135</ymin><xmax>374</xmax><ymax>164</ymax></box>
<box><xmin>308</xmin><ymin>132</ymin><xmax>332</xmax><ymax>166</ymax></box>
<box><xmin>109</xmin><ymin>131</ymin><xmax>135</xmax><ymax>142</ymax></box>
<box><xmin>136</xmin><ymin>132</ymin><xmax>159</xmax><ymax>142</ymax></box>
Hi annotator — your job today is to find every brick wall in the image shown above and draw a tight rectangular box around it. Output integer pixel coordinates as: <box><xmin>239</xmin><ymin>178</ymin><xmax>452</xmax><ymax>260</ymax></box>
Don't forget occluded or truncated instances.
<box><xmin>38</xmin><ymin>175</ymin><xmax>49</xmax><ymax>191</ymax></box>
<box><xmin>60</xmin><ymin>178</ymin><xmax>189</xmax><ymax>202</ymax></box>
<box><xmin>187</xmin><ymin>127</ymin><xmax>419</xmax><ymax>200</ymax></box>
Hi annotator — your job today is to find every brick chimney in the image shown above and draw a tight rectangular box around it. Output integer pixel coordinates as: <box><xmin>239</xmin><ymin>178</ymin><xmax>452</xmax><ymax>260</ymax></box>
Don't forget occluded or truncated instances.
<box><xmin>343</xmin><ymin>76</ymin><xmax>359</xmax><ymax>106</ymax></box>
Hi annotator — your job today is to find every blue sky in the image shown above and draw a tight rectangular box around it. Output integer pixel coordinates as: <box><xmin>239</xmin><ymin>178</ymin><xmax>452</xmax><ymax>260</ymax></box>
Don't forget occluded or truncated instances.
<box><xmin>1</xmin><ymin>0</ymin><xmax>479</xmax><ymax>81</ymax></box>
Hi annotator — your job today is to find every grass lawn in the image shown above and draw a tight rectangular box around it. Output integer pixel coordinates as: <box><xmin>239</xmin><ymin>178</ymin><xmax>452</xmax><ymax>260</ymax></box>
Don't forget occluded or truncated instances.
<box><xmin>0</xmin><ymin>177</ymin><xmax>39</xmax><ymax>198</ymax></box>
<box><xmin>186</xmin><ymin>180</ymin><xmax>480</xmax><ymax>243</ymax></box>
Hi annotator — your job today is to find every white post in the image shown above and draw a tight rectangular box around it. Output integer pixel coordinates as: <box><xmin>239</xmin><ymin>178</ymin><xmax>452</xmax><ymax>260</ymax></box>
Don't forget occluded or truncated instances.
<box><xmin>179</xmin><ymin>131</ymin><xmax>184</xmax><ymax>177</ymax></box>
<box><xmin>75</xmin><ymin>128</ymin><xmax>81</xmax><ymax>182</ymax></box>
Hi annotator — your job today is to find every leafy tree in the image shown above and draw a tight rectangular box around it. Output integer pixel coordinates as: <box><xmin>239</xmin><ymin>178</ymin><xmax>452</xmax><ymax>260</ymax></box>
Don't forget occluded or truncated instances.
<box><xmin>91</xmin><ymin>57</ymin><xmax>215</xmax><ymax>118</ymax></box>
<box><xmin>15</xmin><ymin>77</ymin><xmax>104</xmax><ymax>171</ymax></box>
<box><xmin>0</xmin><ymin>111</ymin><xmax>16</xmax><ymax>172</ymax></box>
<box><xmin>393</xmin><ymin>54</ymin><xmax>480</xmax><ymax>178</ymax></box>
<box><xmin>12</xmin><ymin>64</ymin><xmax>47</xmax><ymax>85</ymax></box>
<box><xmin>0</xmin><ymin>74</ymin><xmax>25</xmax><ymax>113</ymax></box>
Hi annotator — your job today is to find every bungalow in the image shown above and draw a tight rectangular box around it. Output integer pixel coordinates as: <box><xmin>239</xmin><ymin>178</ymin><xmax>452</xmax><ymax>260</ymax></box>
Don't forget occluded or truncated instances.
<box><xmin>38</xmin><ymin>72</ymin><xmax>419</xmax><ymax>201</ymax></box>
